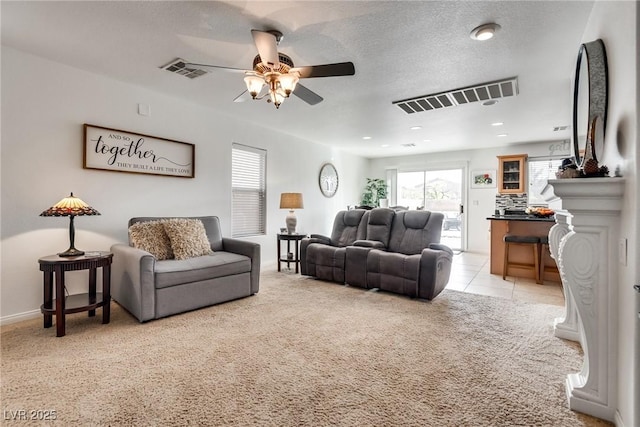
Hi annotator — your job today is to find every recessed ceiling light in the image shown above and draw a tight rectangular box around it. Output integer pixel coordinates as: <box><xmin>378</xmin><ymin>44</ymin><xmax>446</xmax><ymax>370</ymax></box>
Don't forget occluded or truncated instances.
<box><xmin>497</xmin><ymin>134</ymin><xmax>508</xmax><ymax>137</ymax></box>
<box><xmin>482</xmin><ymin>100</ymin><xmax>498</xmax><ymax>106</ymax></box>
<box><xmin>362</xmin><ymin>136</ymin><xmax>372</xmax><ymax>140</ymax></box>
<box><xmin>491</xmin><ymin>122</ymin><xmax>504</xmax><ymax>126</ymax></box>
<box><xmin>423</xmin><ymin>139</ymin><xmax>431</xmax><ymax>142</ymax></box>
<box><xmin>410</xmin><ymin>126</ymin><xmax>422</xmax><ymax>130</ymax></box>
<box><xmin>470</xmin><ymin>23</ymin><xmax>501</xmax><ymax>41</ymax></box>
<box><xmin>381</xmin><ymin>144</ymin><xmax>390</xmax><ymax>148</ymax></box>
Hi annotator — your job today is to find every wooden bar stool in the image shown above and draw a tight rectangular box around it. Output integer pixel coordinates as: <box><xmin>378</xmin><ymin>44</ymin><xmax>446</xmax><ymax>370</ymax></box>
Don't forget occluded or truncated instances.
<box><xmin>503</xmin><ymin>234</ymin><xmax>541</xmax><ymax>284</ymax></box>
<box><xmin>539</xmin><ymin>236</ymin><xmax>560</xmax><ymax>284</ymax></box>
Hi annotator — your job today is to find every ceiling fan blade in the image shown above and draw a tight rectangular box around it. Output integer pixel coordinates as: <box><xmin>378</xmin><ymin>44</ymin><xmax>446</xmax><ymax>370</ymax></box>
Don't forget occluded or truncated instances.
<box><xmin>184</xmin><ymin>62</ymin><xmax>248</xmax><ymax>73</ymax></box>
<box><xmin>233</xmin><ymin>90</ymin><xmax>251</xmax><ymax>103</ymax></box>
<box><xmin>292</xmin><ymin>62</ymin><xmax>355</xmax><ymax>79</ymax></box>
<box><xmin>251</xmin><ymin>29</ymin><xmax>279</xmax><ymax>70</ymax></box>
<box><xmin>293</xmin><ymin>83</ymin><xmax>323</xmax><ymax>105</ymax></box>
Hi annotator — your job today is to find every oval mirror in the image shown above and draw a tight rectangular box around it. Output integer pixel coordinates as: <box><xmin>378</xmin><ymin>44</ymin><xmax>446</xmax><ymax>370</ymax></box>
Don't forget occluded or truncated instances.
<box><xmin>572</xmin><ymin>39</ymin><xmax>608</xmax><ymax>168</ymax></box>
<box><xmin>319</xmin><ymin>163</ymin><xmax>339</xmax><ymax>198</ymax></box>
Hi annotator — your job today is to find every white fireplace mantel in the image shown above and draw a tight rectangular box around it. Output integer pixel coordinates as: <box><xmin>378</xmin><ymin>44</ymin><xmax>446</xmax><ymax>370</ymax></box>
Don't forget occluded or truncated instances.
<box><xmin>546</xmin><ymin>177</ymin><xmax>624</xmax><ymax>422</ymax></box>
<box><xmin>551</xmin><ymin>212</ymin><xmax>582</xmax><ymax>342</ymax></box>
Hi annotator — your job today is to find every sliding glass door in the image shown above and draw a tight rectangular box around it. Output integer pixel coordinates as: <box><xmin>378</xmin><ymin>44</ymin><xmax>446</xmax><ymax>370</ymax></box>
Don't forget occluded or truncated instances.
<box><xmin>397</xmin><ymin>168</ymin><xmax>464</xmax><ymax>251</ymax></box>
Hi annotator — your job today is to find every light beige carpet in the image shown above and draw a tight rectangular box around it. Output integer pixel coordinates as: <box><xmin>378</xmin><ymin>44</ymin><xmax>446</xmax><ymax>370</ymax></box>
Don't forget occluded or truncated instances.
<box><xmin>1</xmin><ymin>270</ymin><xmax>611</xmax><ymax>426</ymax></box>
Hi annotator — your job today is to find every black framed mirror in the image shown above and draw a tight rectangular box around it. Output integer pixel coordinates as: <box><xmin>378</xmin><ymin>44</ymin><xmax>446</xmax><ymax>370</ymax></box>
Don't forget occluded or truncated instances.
<box><xmin>572</xmin><ymin>39</ymin><xmax>608</xmax><ymax>169</ymax></box>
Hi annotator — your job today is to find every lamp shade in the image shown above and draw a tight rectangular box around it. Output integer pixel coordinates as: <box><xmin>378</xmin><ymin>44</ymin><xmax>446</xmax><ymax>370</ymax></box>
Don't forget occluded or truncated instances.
<box><xmin>278</xmin><ymin>73</ymin><xmax>299</xmax><ymax>96</ymax></box>
<box><xmin>40</xmin><ymin>192</ymin><xmax>100</xmax><ymax>217</ymax></box>
<box><xmin>244</xmin><ymin>75</ymin><xmax>265</xmax><ymax>98</ymax></box>
<box><xmin>280</xmin><ymin>193</ymin><xmax>304</xmax><ymax>210</ymax></box>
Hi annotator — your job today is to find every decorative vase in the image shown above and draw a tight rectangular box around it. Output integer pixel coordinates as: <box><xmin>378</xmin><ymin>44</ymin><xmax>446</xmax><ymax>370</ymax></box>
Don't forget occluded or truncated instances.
<box><xmin>378</xmin><ymin>198</ymin><xmax>388</xmax><ymax>208</ymax></box>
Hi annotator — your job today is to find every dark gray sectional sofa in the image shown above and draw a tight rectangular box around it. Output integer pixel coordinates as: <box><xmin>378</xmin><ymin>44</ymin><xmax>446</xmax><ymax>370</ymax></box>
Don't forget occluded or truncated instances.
<box><xmin>301</xmin><ymin>208</ymin><xmax>453</xmax><ymax>300</ymax></box>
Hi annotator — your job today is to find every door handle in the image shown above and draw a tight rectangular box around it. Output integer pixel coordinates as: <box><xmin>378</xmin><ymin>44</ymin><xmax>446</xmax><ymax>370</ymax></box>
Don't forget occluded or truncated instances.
<box><xmin>634</xmin><ymin>284</ymin><xmax>640</xmax><ymax>293</ymax></box>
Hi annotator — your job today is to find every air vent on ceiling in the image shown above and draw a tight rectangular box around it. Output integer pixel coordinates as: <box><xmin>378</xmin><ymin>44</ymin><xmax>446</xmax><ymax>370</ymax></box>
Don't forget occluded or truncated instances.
<box><xmin>393</xmin><ymin>77</ymin><xmax>519</xmax><ymax>114</ymax></box>
<box><xmin>160</xmin><ymin>58</ymin><xmax>208</xmax><ymax>79</ymax></box>
<box><xmin>401</xmin><ymin>143</ymin><xmax>416</xmax><ymax>148</ymax></box>
<box><xmin>553</xmin><ymin>125</ymin><xmax>569</xmax><ymax>132</ymax></box>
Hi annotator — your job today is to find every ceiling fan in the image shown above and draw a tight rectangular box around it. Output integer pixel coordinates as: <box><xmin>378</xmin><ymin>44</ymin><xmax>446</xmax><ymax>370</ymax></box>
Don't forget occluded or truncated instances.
<box><xmin>186</xmin><ymin>29</ymin><xmax>355</xmax><ymax>109</ymax></box>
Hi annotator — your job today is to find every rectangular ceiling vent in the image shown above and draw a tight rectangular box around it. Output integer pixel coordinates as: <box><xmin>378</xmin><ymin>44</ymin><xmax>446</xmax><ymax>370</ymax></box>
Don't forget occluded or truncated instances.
<box><xmin>553</xmin><ymin>125</ymin><xmax>569</xmax><ymax>132</ymax></box>
<box><xmin>393</xmin><ymin>77</ymin><xmax>519</xmax><ymax>114</ymax></box>
<box><xmin>401</xmin><ymin>143</ymin><xmax>416</xmax><ymax>147</ymax></box>
<box><xmin>160</xmin><ymin>58</ymin><xmax>208</xmax><ymax>79</ymax></box>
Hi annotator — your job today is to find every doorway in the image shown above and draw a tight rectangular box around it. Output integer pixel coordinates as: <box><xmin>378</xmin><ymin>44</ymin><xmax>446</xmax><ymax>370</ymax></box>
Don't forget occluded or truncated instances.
<box><xmin>396</xmin><ymin>168</ymin><xmax>464</xmax><ymax>251</ymax></box>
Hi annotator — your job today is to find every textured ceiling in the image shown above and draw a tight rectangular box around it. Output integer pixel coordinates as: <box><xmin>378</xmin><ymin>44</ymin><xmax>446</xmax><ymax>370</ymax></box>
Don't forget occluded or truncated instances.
<box><xmin>1</xmin><ymin>1</ymin><xmax>595</xmax><ymax>158</ymax></box>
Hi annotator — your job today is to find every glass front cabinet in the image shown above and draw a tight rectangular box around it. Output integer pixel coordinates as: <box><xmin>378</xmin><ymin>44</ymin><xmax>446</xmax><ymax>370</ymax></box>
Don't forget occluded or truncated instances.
<box><xmin>497</xmin><ymin>154</ymin><xmax>527</xmax><ymax>194</ymax></box>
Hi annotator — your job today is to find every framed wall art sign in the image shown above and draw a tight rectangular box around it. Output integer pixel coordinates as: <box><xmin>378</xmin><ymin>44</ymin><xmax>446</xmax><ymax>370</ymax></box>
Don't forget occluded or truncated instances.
<box><xmin>83</xmin><ymin>124</ymin><xmax>195</xmax><ymax>178</ymax></box>
<box><xmin>470</xmin><ymin>170</ymin><xmax>496</xmax><ymax>188</ymax></box>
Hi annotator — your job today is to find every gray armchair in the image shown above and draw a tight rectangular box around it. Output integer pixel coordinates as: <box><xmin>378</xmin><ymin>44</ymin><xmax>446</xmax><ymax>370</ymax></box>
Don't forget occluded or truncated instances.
<box><xmin>110</xmin><ymin>216</ymin><xmax>260</xmax><ymax>322</ymax></box>
<box><xmin>366</xmin><ymin>211</ymin><xmax>453</xmax><ymax>300</ymax></box>
<box><xmin>300</xmin><ymin>209</ymin><xmax>369</xmax><ymax>282</ymax></box>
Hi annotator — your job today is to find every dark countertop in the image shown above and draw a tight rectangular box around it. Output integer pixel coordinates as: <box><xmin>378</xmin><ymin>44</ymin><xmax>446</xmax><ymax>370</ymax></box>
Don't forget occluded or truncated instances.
<box><xmin>487</xmin><ymin>215</ymin><xmax>555</xmax><ymax>222</ymax></box>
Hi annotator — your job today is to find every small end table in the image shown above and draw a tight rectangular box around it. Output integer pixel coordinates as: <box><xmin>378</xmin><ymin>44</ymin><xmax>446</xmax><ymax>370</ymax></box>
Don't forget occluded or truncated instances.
<box><xmin>38</xmin><ymin>252</ymin><xmax>113</xmax><ymax>337</ymax></box>
<box><xmin>277</xmin><ymin>233</ymin><xmax>306</xmax><ymax>273</ymax></box>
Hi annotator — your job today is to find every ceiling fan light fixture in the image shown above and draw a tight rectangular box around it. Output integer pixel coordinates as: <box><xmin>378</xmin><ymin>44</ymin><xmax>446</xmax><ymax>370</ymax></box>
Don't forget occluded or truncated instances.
<box><xmin>244</xmin><ymin>75</ymin><xmax>265</xmax><ymax>98</ymax></box>
<box><xmin>470</xmin><ymin>23</ymin><xmax>501</xmax><ymax>41</ymax></box>
<box><xmin>278</xmin><ymin>73</ymin><xmax>299</xmax><ymax>97</ymax></box>
<box><xmin>269</xmin><ymin>90</ymin><xmax>285</xmax><ymax>109</ymax></box>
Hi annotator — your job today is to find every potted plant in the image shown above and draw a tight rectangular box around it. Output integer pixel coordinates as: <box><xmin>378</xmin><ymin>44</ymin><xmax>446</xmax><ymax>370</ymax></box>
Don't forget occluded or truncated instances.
<box><xmin>360</xmin><ymin>178</ymin><xmax>388</xmax><ymax>207</ymax></box>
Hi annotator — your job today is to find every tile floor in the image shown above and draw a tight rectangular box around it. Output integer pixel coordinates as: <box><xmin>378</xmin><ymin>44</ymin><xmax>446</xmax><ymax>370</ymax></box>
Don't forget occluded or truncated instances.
<box><xmin>447</xmin><ymin>252</ymin><xmax>565</xmax><ymax>306</ymax></box>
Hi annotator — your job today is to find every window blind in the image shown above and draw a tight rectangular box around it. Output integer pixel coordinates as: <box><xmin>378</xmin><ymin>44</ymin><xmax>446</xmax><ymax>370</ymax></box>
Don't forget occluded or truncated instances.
<box><xmin>528</xmin><ymin>157</ymin><xmax>563</xmax><ymax>205</ymax></box>
<box><xmin>232</xmin><ymin>144</ymin><xmax>266</xmax><ymax>237</ymax></box>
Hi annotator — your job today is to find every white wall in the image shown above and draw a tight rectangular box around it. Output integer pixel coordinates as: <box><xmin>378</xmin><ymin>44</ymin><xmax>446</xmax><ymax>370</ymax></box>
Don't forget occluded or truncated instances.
<box><xmin>0</xmin><ymin>47</ymin><xmax>368</xmax><ymax>322</ymax></box>
<box><xmin>580</xmin><ymin>2</ymin><xmax>638</xmax><ymax>426</ymax></box>
<box><xmin>368</xmin><ymin>140</ymin><xmax>571</xmax><ymax>254</ymax></box>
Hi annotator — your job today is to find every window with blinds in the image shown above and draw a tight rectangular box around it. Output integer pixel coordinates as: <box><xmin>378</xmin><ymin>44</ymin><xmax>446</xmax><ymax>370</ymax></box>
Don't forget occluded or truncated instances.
<box><xmin>528</xmin><ymin>157</ymin><xmax>564</xmax><ymax>205</ymax></box>
<box><xmin>232</xmin><ymin>144</ymin><xmax>266</xmax><ymax>237</ymax></box>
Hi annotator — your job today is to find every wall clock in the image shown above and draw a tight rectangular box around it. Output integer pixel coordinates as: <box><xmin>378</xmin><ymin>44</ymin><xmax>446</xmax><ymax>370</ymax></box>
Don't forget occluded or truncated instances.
<box><xmin>319</xmin><ymin>163</ymin><xmax>339</xmax><ymax>198</ymax></box>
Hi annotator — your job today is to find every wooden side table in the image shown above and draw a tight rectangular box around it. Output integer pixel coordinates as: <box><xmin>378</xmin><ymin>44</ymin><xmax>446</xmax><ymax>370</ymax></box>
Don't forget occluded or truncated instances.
<box><xmin>38</xmin><ymin>252</ymin><xmax>113</xmax><ymax>337</ymax></box>
<box><xmin>277</xmin><ymin>233</ymin><xmax>306</xmax><ymax>273</ymax></box>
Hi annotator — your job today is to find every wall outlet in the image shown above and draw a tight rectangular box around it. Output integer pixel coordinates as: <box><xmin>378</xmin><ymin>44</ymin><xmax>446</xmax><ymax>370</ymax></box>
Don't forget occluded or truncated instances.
<box><xmin>619</xmin><ymin>238</ymin><xmax>627</xmax><ymax>266</ymax></box>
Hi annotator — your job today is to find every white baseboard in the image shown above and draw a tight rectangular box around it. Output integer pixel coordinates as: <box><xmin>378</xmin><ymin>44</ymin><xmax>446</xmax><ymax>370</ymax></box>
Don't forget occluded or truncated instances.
<box><xmin>2</xmin><ymin>267</ymin><xmax>281</xmax><ymax>326</ymax></box>
<box><xmin>0</xmin><ymin>309</ymin><xmax>40</xmax><ymax>326</ymax></box>
<box><xmin>1</xmin><ymin>267</ymin><xmax>285</xmax><ymax>326</ymax></box>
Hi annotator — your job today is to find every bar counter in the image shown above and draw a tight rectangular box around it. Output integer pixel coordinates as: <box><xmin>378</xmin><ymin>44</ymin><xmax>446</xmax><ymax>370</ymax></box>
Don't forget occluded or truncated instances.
<box><xmin>487</xmin><ymin>215</ymin><xmax>560</xmax><ymax>282</ymax></box>
<box><xmin>487</xmin><ymin>215</ymin><xmax>555</xmax><ymax>222</ymax></box>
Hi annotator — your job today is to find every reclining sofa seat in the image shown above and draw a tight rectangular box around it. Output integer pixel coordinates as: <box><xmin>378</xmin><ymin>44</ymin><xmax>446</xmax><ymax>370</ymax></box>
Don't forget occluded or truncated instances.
<box><xmin>344</xmin><ymin>208</ymin><xmax>396</xmax><ymax>288</ymax></box>
<box><xmin>110</xmin><ymin>216</ymin><xmax>260</xmax><ymax>322</ymax></box>
<box><xmin>300</xmin><ymin>209</ymin><xmax>369</xmax><ymax>282</ymax></box>
<box><xmin>366</xmin><ymin>210</ymin><xmax>453</xmax><ymax>300</ymax></box>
